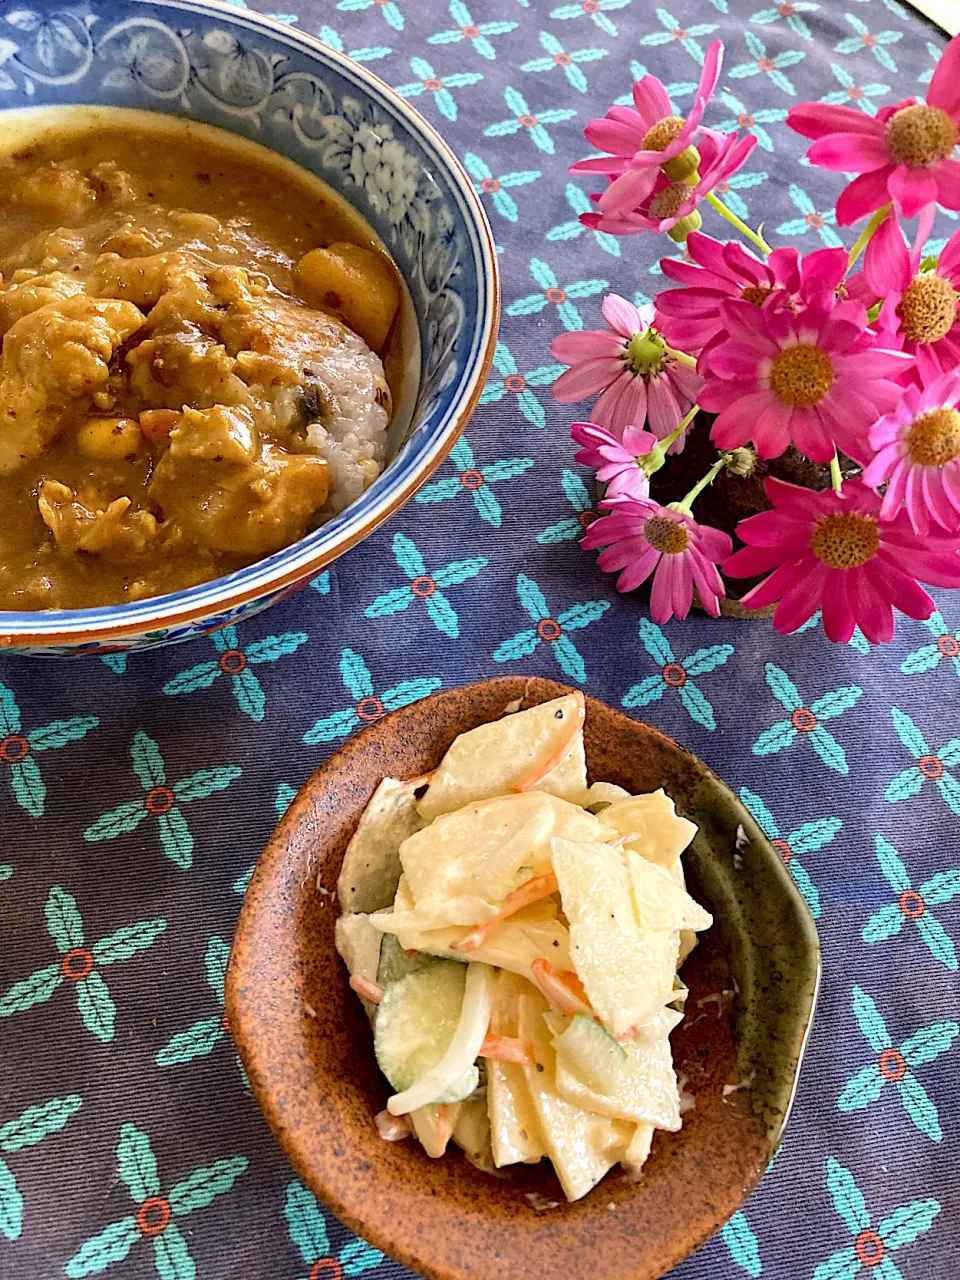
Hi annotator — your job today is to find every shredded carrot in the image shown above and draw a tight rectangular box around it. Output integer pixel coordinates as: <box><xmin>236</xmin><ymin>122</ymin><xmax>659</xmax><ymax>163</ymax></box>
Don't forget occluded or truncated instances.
<box><xmin>512</xmin><ymin>692</ymin><xmax>585</xmax><ymax>793</ymax></box>
<box><xmin>480</xmin><ymin>1033</ymin><xmax>536</xmax><ymax>1066</ymax></box>
<box><xmin>529</xmin><ymin>958</ymin><xmax>594</xmax><ymax>1017</ymax></box>
<box><xmin>403</xmin><ymin>769</ymin><xmax>436</xmax><ymax>790</ymax></box>
<box><xmin>375</xmin><ymin>1109</ymin><xmax>411</xmax><ymax>1142</ymax></box>
<box><xmin>138</xmin><ymin>408</ymin><xmax>180</xmax><ymax>441</ymax></box>
<box><xmin>349</xmin><ymin>974</ymin><xmax>384</xmax><ymax>1005</ymax></box>
<box><xmin>456</xmin><ymin>873</ymin><xmax>559</xmax><ymax>954</ymax></box>
<box><xmin>435</xmin><ymin>1104</ymin><xmax>453</xmax><ymax>1150</ymax></box>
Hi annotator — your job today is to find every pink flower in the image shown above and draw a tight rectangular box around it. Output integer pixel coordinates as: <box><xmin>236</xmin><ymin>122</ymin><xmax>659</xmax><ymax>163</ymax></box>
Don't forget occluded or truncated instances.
<box><xmin>862</xmin><ymin>369</ymin><xmax>960</xmax><ymax>534</ymax></box>
<box><xmin>571</xmin><ymin>42</ymin><xmax>723</xmax><ymax>218</ymax></box>
<box><xmin>570</xmin><ymin>421</ymin><xmax>657</xmax><ymax>500</ymax></box>
<box><xmin>580</xmin><ymin>132</ymin><xmax>758</xmax><ymax>238</ymax></box>
<box><xmin>699</xmin><ymin>296</ymin><xmax>913</xmax><ymax>462</ymax></box>
<box><xmin>855</xmin><ymin>214</ymin><xmax>960</xmax><ymax>384</ymax></box>
<box><xmin>788</xmin><ymin>36</ymin><xmax>960</xmax><ymax>223</ymax></box>
<box><xmin>552</xmin><ymin>295</ymin><xmax>703</xmax><ymax>442</ymax></box>
<box><xmin>582</xmin><ymin>496</ymin><xmax>732</xmax><ymax>621</ymax></box>
<box><xmin>724</xmin><ymin>477</ymin><xmax>960</xmax><ymax>642</ymax></box>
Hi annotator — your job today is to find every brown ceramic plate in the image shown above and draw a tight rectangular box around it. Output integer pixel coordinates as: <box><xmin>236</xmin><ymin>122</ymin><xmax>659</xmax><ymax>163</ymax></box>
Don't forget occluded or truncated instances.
<box><xmin>225</xmin><ymin>677</ymin><xmax>820</xmax><ymax>1280</ymax></box>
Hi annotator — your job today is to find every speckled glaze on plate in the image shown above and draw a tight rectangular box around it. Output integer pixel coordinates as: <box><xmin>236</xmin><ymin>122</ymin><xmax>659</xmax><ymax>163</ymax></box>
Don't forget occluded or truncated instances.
<box><xmin>225</xmin><ymin>677</ymin><xmax>821</xmax><ymax>1280</ymax></box>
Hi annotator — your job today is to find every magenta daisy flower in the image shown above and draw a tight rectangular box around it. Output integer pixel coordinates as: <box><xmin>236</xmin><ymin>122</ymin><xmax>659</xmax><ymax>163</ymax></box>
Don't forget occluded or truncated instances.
<box><xmin>580</xmin><ymin>132</ymin><xmax>758</xmax><ymax>239</ymax></box>
<box><xmin>862</xmin><ymin>369</ymin><xmax>960</xmax><ymax>534</ymax></box>
<box><xmin>571</xmin><ymin>41</ymin><xmax>723</xmax><ymax>218</ymax></box>
<box><xmin>582</xmin><ymin>496</ymin><xmax>732</xmax><ymax>621</ymax></box>
<box><xmin>724</xmin><ymin>477</ymin><xmax>960</xmax><ymax>642</ymax></box>
<box><xmin>857</xmin><ymin>216</ymin><xmax>960</xmax><ymax>384</ymax></box>
<box><xmin>699</xmin><ymin>297</ymin><xmax>913</xmax><ymax>462</ymax></box>
<box><xmin>551</xmin><ymin>295</ymin><xmax>704</xmax><ymax>441</ymax></box>
<box><xmin>570</xmin><ymin>421</ymin><xmax>657</xmax><ymax>500</ymax></box>
<box><xmin>788</xmin><ymin>36</ymin><xmax>960</xmax><ymax>223</ymax></box>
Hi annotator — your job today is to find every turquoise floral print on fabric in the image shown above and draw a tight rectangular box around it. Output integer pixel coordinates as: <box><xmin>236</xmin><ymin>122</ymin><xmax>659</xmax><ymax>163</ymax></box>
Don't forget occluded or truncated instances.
<box><xmin>838</xmin><ymin>985</ymin><xmax>959</xmax><ymax>1142</ymax></box>
<box><xmin>364</xmin><ymin>533</ymin><xmax>487</xmax><ymax>638</ymax></box>
<box><xmin>463</xmin><ymin>152</ymin><xmax>540</xmax><ymax>223</ymax></box>
<box><xmin>752</xmin><ymin>663</ymin><xmax>862</xmax><ymax>774</ymax></box>
<box><xmin>813</xmin><ymin>1157</ymin><xmax>940</xmax><ymax>1280</ymax></box>
<box><xmin>900</xmin><ymin>610</ymin><xmax>960</xmax><ymax>679</ymax></box>
<box><xmin>64</xmin><ymin>1124</ymin><xmax>247</xmax><ymax>1279</ymax></box>
<box><xmin>750</xmin><ymin>0</ymin><xmax>819</xmax><ymax>40</ymax></box>
<box><xmin>739</xmin><ymin>786</ymin><xmax>839</xmax><ymax>918</ymax></box>
<box><xmin>536</xmin><ymin>469</ymin><xmax>599</xmax><ymax>544</ymax></box>
<box><xmin>162</xmin><ymin>624</ymin><xmax>309</xmax><ymax>723</ymax></box>
<box><xmin>394</xmin><ymin>56</ymin><xmax>484</xmax><ymax>123</ymax></box>
<box><xmin>506</xmin><ymin>256</ymin><xmax>608</xmax><ymax>331</ymax></box>
<box><xmin>0</xmin><ymin>679</ymin><xmax>98</xmax><ymax>817</ymax></box>
<box><xmin>493</xmin><ymin>573</ymin><xmax>609</xmax><ymax>683</ymax></box>
<box><xmin>721</xmin><ymin>1211</ymin><xmax>762</xmax><ymax>1277</ymax></box>
<box><xmin>549</xmin><ymin>0</ymin><xmax>632</xmax><ymax>39</ymax></box>
<box><xmin>304</xmin><ymin>648</ymin><xmax>442</xmax><ymax>745</ymax></box>
<box><xmin>415</xmin><ymin>436</ymin><xmax>534</xmax><ymax>528</ymax></box>
<box><xmin>862</xmin><ymin>835</ymin><xmax>960</xmax><ymax>971</ymax></box>
<box><xmin>0</xmin><ymin>1095</ymin><xmax>81</xmax><ymax>1242</ymax></box>
<box><xmin>427</xmin><ymin>0</ymin><xmax>517</xmax><ymax>59</ymax></box>
<box><xmin>639</xmin><ymin>8</ymin><xmax>720</xmax><ymax>63</ymax></box>
<box><xmin>546</xmin><ymin>181</ymin><xmax>621</xmax><ymax>255</ymax></box>
<box><xmin>729</xmin><ymin>29</ymin><xmax>806</xmax><ymax>93</ymax></box>
<box><xmin>284</xmin><ymin>1180</ymin><xmax>383</xmax><ymax>1278</ymax></box>
<box><xmin>622</xmin><ymin>619</ymin><xmax>734</xmax><ymax>731</ymax></box>
<box><xmin>82</xmin><ymin>731</ymin><xmax>242</xmax><ymax>869</ymax></box>
<box><xmin>336</xmin><ymin>0</ymin><xmax>403</xmax><ymax>32</ymax></box>
<box><xmin>483</xmin><ymin>85</ymin><xmax>578</xmax><ymax>154</ymax></box>
<box><xmin>520</xmin><ymin>29</ymin><xmax>609</xmax><ymax>93</ymax></box>
<box><xmin>834</xmin><ymin>11</ymin><xmax>903</xmax><ymax>71</ymax></box>
<box><xmin>0</xmin><ymin>887</ymin><xmax>165</xmax><ymax>1043</ymax></box>
<box><xmin>156</xmin><ymin>937</ymin><xmax>246</xmax><ymax>1084</ymax></box>
<box><xmin>885</xmin><ymin>707</ymin><xmax>960</xmax><ymax>817</ymax></box>
<box><xmin>819</xmin><ymin>62</ymin><xmax>890</xmax><ymax>115</ymax></box>
<box><xmin>480</xmin><ymin>340</ymin><xmax>564</xmax><ymax>429</ymax></box>
<box><xmin>315</xmin><ymin>23</ymin><xmax>391</xmax><ymax>61</ymax></box>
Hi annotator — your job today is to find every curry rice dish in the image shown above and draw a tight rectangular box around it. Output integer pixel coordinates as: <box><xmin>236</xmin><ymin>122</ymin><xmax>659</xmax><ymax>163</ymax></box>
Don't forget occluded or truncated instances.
<box><xmin>0</xmin><ymin>114</ymin><xmax>406</xmax><ymax>611</ymax></box>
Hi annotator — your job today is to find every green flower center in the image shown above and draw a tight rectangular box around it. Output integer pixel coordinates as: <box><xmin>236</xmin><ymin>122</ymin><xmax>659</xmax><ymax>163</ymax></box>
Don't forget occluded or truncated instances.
<box><xmin>886</xmin><ymin>103</ymin><xmax>958</xmax><ymax>167</ymax></box>
<box><xmin>907</xmin><ymin>406</ymin><xmax>960</xmax><ymax>466</ymax></box>
<box><xmin>810</xmin><ymin>514</ymin><xmax>879</xmax><ymax>569</ymax></box>
<box><xmin>625</xmin><ymin>328</ymin><xmax>669</xmax><ymax>376</ymax></box>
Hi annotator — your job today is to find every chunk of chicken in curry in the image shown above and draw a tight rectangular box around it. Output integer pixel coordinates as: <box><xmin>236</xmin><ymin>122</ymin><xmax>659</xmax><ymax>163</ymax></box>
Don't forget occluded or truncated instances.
<box><xmin>0</xmin><ymin>123</ymin><xmax>403</xmax><ymax>610</ymax></box>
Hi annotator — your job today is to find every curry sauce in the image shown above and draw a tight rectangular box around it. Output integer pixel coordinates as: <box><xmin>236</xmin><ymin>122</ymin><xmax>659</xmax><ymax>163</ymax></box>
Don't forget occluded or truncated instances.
<box><xmin>0</xmin><ymin>117</ymin><xmax>403</xmax><ymax>610</ymax></box>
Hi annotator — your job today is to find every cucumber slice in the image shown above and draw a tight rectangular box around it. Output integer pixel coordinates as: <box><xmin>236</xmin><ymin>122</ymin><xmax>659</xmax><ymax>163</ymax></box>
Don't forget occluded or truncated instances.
<box><xmin>552</xmin><ymin>1014</ymin><xmax>627</xmax><ymax>1096</ymax></box>
<box><xmin>374</xmin><ymin>960</ymin><xmax>478</xmax><ymax>1103</ymax></box>
<box><xmin>376</xmin><ymin>933</ymin><xmax>429</xmax><ymax>989</ymax></box>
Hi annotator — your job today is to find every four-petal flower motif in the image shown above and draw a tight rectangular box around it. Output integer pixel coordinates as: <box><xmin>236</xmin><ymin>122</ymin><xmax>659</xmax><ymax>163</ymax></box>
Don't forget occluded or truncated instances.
<box><xmin>838</xmin><ymin>985</ymin><xmax>958</xmax><ymax>1142</ymax></box>
<box><xmin>156</xmin><ymin>937</ymin><xmax>246</xmax><ymax>1082</ymax></box>
<box><xmin>520</xmin><ymin>29</ymin><xmax>608</xmax><ymax>93</ymax></box>
<box><xmin>284</xmin><ymin>1179</ymin><xmax>383</xmax><ymax>1280</ymax></box>
<box><xmin>863</xmin><ymin>835</ymin><xmax>960</xmax><ymax>971</ymax></box>
<box><xmin>536</xmin><ymin>469</ymin><xmax>600</xmax><ymax>544</ymax></box>
<box><xmin>427</xmin><ymin>0</ymin><xmax>517</xmax><ymax>59</ymax></box>
<box><xmin>64</xmin><ymin>1124</ymin><xmax>247</xmax><ymax>1279</ymax></box>
<box><xmin>546</xmin><ymin>180</ymin><xmax>622</xmax><ymax>256</ymax></box>
<box><xmin>0</xmin><ymin>1095</ymin><xmax>81</xmax><ymax>1242</ymax></box>
<box><xmin>479</xmin><ymin>340</ymin><xmax>563</xmax><ymax>428</ymax></box>
<box><xmin>336</xmin><ymin>0</ymin><xmax>403</xmax><ymax>32</ymax></box>
<box><xmin>364</xmin><ymin>533</ymin><xmax>487</xmax><ymax>638</ymax></box>
<box><xmin>463</xmin><ymin>151</ymin><xmax>540</xmax><ymax>223</ymax></box>
<box><xmin>775</xmin><ymin>181</ymin><xmax>843</xmax><ymax>246</ymax></box>
<box><xmin>638</xmin><ymin>8</ymin><xmax>720</xmax><ymax>64</ymax></box>
<box><xmin>0</xmin><ymin>679</ymin><xmax>98</xmax><ymax>817</ymax></box>
<box><xmin>162</xmin><ymin>624</ymin><xmax>309</xmax><ymax>723</ymax></box>
<box><xmin>493</xmin><ymin>573</ymin><xmax>609</xmax><ymax>683</ymax></box>
<box><xmin>900</xmin><ymin>609</ymin><xmax>960</xmax><ymax>681</ymax></box>
<box><xmin>395</xmin><ymin>55</ymin><xmax>483</xmax><ymax>122</ymax></box>
<box><xmin>813</xmin><ymin>1156</ymin><xmax>940</xmax><ymax>1280</ymax></box>
<box><xmin>0</xmin><ymin>886</ymin><xmax>165</xmax><ymax>1043</ymax></box>
<box><xmin>549</xmin><ymin>0</ymin><xmax>632</xmax><ymax>38</ymax></box>
<box><xmin>621</xmin><ymin>619</ymin><xmax>734</xmax><ymax>731</ymax></box>
<box><xmin>483</xmin><ymin>85</ymin><xmax>577</xmax><ymax>154</ymax></box>
<box><xmin>752</xmin><ymin>664</ymin><xmax>862</xmax><ymax>774</ymax></box>
<box><xmin>82</xmin><ymin>731</ymin><xmax>242</xmax><ymax>869</ymax></box>
<box><xmin>506</xmin><ymin>256</ymin><xmax>608</xmax><ymax>331</ymax></box>
<box><xmin>884</xmin><ymin>707</ymin><xmax>960</xmax><ymax>817</ymax></box>
<box><xmin>714</xmin><ymin>88</ymin><xmax>787</xmax><ymax>151</ymax></box>
<box><xmin>304</xmin><ymin>647</ymin><xmax>442</xmax><ymax>745</ymax></box>
<box><xmin>739</xmin><ymin>786</ymin><xmax>839</xmax><ymax>918</ymax></box>
<box><xmin>834</xmin><ymin>11</ymin><xmax>903</xmax><ymax>72</ymax></box>
<box><xmin>416</xmin><ymin>435</ymin><xmax>534</xmax><ymax>527</ymax></box>
<box><xmin>818</xmin><ymin>61</ymin><xmax>890</xmax><ymax>116</ymax></box>
<box><xmin>316</xmin><ymin>23</ymin><xmax>391</xmax><ymax>61</ymax></box>
<box><xmin>750</xmin><ymin>1</ymin><xmax>819</xmax><ymax>41</ymax></box>
<box><xmin>729</xmin><ymin>29</ymin><xmax>806</xmax><ymax>94</ymax></box>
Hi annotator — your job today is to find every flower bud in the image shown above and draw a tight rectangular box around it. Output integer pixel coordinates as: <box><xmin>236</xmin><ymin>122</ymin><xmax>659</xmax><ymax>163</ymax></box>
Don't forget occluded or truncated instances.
<box><xmin>662</xmin><ymin>145</ymin><xmax>700</xmax><ymax>182</ymax></box>
<box><xmin>723</xmin><ymin>447</ymin><xmax>757</xmax><ymax>478</ymax></box>
<box><xmin>667</xmin><ymin>209</ymin><xmax>703</xmax><ymax>243</ymax></box>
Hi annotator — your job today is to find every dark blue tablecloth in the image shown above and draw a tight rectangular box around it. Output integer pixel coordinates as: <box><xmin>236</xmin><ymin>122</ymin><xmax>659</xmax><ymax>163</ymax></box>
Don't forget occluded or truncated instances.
<box><xmin>1</xmin><ymin>0</ymin><xmax>958</xmax><ymax>1276</ymax></box>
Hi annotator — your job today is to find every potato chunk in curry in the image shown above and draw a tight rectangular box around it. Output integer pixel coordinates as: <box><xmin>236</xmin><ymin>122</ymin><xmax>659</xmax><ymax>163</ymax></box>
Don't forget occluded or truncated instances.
<box><xmin>0</xmin><ymin>121</ymin><xmax>403</xmax><ymax>610</ymax></box>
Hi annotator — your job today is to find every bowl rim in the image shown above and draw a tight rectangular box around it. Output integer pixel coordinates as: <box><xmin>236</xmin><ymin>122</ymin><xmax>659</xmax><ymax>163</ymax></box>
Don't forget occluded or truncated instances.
<box><xmin>0</xmin><ymin>0</ymin><xmax>500</xmax><ymax>647</ymax></box>
<box><xmin>226</xmin><ymin>676</ymin><xmax>822</xmax><ymax>1280</ymax></box>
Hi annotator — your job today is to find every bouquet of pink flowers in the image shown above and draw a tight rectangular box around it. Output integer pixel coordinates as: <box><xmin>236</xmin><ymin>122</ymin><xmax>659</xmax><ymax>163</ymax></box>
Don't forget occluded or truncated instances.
<box><xmin>556</xmin><ymin>34</ymin><xmax>960</xmax><ymax>644</ymax></box>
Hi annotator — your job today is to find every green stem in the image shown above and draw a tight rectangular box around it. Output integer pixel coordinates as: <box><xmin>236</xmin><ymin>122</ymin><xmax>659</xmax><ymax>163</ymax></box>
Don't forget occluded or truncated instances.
<box><xmin>672</xmin><ymin>455</ymin><xmax>727</xmax><ymax>516</ymax></box>
<box><xmin>641</xmin><ymin>403</ymin><xmax>699</xmax><ymax>476</ymax></box>
<box><xmin>664</xmin><ymin>345</ymin><xmax>698</xmax><ymax>368</ymax></box>
<box><xmin>846</xmin><ymin>203</ymin><xmax>890</xmax><ymax>273</ymax></box>
<box><xmin>830</xmin><ymin>451</ymin><xmax>843</xmax><ymax>495</ymax></box>
<box><xmin>705</xmin><ymin>191</ymin><xmax>772</xmax><ymax>257</ymax></box>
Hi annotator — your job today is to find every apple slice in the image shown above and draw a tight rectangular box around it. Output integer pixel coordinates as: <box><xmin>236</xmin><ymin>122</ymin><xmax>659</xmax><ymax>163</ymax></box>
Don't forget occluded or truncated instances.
<box><xmin>337</xmin><ymin>777</ymin><xmax>427</xmax><ymax>913</ymax></box>
<box><xmin>487</xmin><ymin>971</ymin><xmax>547</xmax><ymax>1167</ymax></box>
<box><xmin>417</xmin><ymin>694</ymin><xmax>586</xmax><ymax>820</ymax></box>
<box><xmin>598</xmin><ymin>791</ymin><xmax>697</xmax><ymax>884</ymax></box>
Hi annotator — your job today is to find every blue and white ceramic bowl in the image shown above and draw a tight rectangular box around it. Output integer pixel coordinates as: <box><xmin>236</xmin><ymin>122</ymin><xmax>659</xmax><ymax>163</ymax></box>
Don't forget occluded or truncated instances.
<box><xmin>0</xmin><ymin>0</ymin><xmax>499</xmax><ymax>656</ymax></box>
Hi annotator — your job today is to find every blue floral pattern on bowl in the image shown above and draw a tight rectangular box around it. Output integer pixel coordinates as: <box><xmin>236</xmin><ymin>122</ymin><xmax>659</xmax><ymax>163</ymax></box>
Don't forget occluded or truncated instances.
<box><xmin>0</xmin><ymin>0</ymin><xmax>498</xmax><ymax>656</ymax></box>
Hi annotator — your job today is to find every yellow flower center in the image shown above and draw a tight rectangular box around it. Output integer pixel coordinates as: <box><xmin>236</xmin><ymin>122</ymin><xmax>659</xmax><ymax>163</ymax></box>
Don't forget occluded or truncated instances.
<box><xmin>897</xmin><ymin>274</ymin><xmax>957</xmax><ymax>344</ymax></box>
<box><xmin>649</xmin><ymin>180</ymin><xmax>692</xmax><ymax>220</ymax></box>
<box><xmin>886</xmin><ymin>103</ymin><xmax>958</xmax><ymax>167</ymax></box>
<box><xmin>768</xmin><ymin>344</ymin><xmax>835</xmax><ymax>407</ymax></box>
<box><xmin>741</xmin><ymin>284</ymin><xmax>774</xmax><ymax>307</ymax></box>
<box><xmin>907</xmin><ymin>406</ymin><xmax>960</xmax><ymax>466</ymax></box>
<box><xmin>644</xmin><ymin>515</ymin><xmax>690</xmax><ymax>554</ymax></box>
<box><xmin>810</xmin><ymin>514</ymin><xmax>880</xmax><ymax>569</ymax></box>
<box><xmin>642</xmin><ymin>115</ymin><xmax>685</xmax><ymax>151</ymax></box>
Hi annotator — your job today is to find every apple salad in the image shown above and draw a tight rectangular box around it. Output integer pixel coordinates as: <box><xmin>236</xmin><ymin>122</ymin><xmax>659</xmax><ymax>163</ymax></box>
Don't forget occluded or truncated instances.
<box><xmin>333</xmin><ymin>693</ymin><xmax>713</xmax><ymax>1202</ymax></box>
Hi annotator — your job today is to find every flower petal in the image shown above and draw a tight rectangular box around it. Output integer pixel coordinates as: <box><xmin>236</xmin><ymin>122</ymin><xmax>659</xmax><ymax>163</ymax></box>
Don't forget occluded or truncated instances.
<box><xmin>807</xmin><ymin>131</ymin><xmax>890</xmax><ymax>174</ymax></box>
<box><xmin>888</xmin><ymin>164</ymin><xmax>939</xmax><ymax>220</ymax></box>
<box><xmin>552</xmin><ymin>358</ymin><xmax>620</xmax><ymax>402</ymax></box>
<box><xmin>926</xmin><ymin>32</ymin><xmax>960</xmax><ymax>116</ymax></box>
<box><xmin>836</xmin><ymin>167</ymin><xmax>894</xmax><ymax>226</ymax></box>
<box><xmin>788</xmin><ymin>102</ymin><xmax>885</xmax><ymax>140</ymax></box>
<box><xmin>601</xmin><ymin>293</ymin><xmax>642</xmax><ymax>339</ymax></box>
